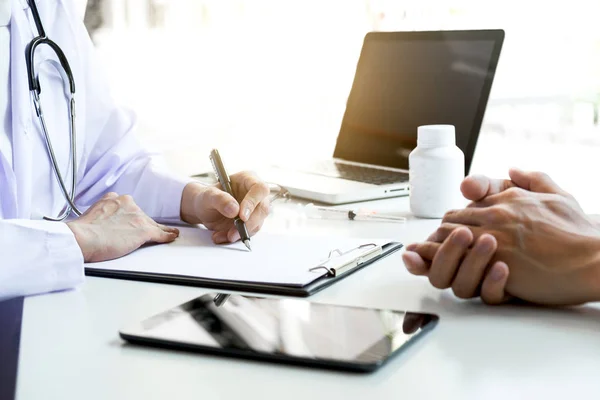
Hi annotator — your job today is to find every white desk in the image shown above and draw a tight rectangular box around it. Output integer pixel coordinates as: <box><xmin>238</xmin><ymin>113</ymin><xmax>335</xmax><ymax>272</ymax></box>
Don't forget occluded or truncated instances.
<box><xmin>16</xmin><ymin>197</ymin><xmax>600</xmax><ymax>399</ymax></box>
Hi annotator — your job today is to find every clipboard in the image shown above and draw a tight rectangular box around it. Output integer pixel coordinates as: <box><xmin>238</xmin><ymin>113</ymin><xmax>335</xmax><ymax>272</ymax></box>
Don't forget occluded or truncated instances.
<box><xmin>85</xmin><ymin>228</ymin><xmax>403</xmax><ymax>297</ymax></box>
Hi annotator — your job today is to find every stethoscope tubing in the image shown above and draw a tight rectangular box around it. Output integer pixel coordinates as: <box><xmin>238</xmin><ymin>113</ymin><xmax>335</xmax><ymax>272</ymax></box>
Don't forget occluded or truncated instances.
<box><xmin>26</xmin><ymin>0</ymin><xmax>82</xmax><ymax>221</ymax></box>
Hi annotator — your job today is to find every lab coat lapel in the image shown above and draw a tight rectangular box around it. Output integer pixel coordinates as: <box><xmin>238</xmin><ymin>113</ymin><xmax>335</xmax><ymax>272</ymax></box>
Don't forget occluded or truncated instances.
<box><xmin>9</xmin><ymin>0</ymin><xmax>34</xmax><ymax>219</ymax></box>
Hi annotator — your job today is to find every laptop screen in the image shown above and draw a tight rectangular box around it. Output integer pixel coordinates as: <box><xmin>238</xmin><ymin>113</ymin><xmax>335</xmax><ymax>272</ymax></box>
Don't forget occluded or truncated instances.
<box><xmin>333</xmin><ymin>30</ymin><xmax>504</xmax><ymax>174</ymax></box>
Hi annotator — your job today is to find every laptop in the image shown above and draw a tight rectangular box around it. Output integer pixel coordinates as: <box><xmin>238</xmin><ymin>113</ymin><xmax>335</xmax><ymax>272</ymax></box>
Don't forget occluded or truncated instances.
<box><xmin>263</xmin><ymin>29</ymin><xmax>505</xmax><ymax>204</ymax></box>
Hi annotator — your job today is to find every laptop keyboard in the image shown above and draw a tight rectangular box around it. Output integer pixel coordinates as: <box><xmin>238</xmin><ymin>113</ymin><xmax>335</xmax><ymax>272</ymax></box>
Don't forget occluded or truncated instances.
<box><xmin>303</xmin><ymin>161</ymin><xmax>409</xmax><ymax>185</ymax></box>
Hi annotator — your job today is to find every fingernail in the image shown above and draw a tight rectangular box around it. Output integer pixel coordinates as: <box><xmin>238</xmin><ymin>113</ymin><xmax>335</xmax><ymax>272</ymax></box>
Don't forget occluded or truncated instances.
<box><xmin>244</xmin><ymin>208</ymin><xmax>251</xmax><ymax>220</ymax></box>
<box><xmin>476</xmin><ymin>236</ymin><xmax>494</xmax><ymax>253</ymax></box>
<box><xmin>491</xmin><ymin>265</ymin><xmax>505</xmax><ymax>281</ymax></box>
<box><xmin>406</xmin><ymin>243</ymin><xmax>417</xmax><ymax>251</ymax></box>
<box><xmin>402</xmin><ymin>255</ymin><xmax>413</xmax><ymax>271</ymax></box>
<box><xmin>403</xmin><ymin>251</ymin><xmax>422</xmax><ymax>269</ymax></box>
<box><xmin>225</xmin><ymin>202</ymin><xmax>237</xmax><ymax>216</ymax></box>
<box><xmin>452</xmin><ymin>230</ymin><xmax>471</xmax><ymax>246</ymax></box>
<box><xmin>230</xmin><ymin>231</ymin><xmax>241</xmax><ymax>243</ymax></box>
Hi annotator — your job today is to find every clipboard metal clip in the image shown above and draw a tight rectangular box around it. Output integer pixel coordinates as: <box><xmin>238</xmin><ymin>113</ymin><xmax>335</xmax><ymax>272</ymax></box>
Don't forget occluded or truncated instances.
<box><xmin>309</xmin><ymin>243</ymin><xmax>383</xmax><ymax>278</ymax></box>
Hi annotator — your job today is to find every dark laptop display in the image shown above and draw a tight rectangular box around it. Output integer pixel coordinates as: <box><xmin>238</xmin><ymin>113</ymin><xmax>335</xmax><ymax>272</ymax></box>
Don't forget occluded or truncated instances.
<box><xmin>334</xmin><ymin>30</ymin><xmax>504</xmax><ymax>174</ymax></box>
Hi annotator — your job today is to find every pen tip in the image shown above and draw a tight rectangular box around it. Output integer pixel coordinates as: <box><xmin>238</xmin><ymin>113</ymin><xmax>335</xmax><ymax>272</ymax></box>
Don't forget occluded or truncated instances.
<box><xmin>243</xmin><ymin>240</ymin><xmax>252</xmax><ymax>251</ymax></box>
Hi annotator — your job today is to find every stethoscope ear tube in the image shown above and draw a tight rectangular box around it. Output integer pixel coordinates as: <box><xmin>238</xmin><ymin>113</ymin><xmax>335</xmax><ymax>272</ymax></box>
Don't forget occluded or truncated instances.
<box><xmin>26</xmin><ymin>38</ymin><xmax>76</xmax><ymax>95</ymax></box>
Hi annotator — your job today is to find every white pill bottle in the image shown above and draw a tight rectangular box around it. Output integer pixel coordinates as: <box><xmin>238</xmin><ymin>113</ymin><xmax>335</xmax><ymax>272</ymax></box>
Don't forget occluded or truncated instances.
<box><xmin>409</xmin><ymin>125</ymin><xmax>465</xmax><ymax>218</ymax></box>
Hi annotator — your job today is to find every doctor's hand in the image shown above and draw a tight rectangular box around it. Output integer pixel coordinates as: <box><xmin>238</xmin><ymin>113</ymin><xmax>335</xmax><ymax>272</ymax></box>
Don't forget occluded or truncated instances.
<box><xmin>180</xmin><ymin>172</ymin><xmax>270</xmax><ymax>244</ymax></box>
<box><xmin>67</xmin><ymin>193</ymin><xmax>180</xmax><ymax>262</ymax></box>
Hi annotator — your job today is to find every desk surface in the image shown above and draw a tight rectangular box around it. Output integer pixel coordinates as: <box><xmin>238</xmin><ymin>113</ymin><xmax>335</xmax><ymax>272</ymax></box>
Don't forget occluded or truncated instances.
<box><xmin>16</xmin><ymin>197</ymin><xmax>600</xmax><ymax>400</ymax></box>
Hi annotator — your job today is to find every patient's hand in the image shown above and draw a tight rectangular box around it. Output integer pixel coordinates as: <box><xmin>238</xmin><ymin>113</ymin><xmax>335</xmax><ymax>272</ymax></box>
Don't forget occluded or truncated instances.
<box><xmin>404</xmin><ymin>169</ymin><xmax>600</xmax><ymax>306</ymax></box>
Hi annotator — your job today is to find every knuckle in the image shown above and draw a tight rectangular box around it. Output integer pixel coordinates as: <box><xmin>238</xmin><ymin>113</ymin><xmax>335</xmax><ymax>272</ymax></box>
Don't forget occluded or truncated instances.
<box><xmin>487</xmin><ymin>205</ymin><xmax>511</xmax><ymax>223</ymax></box>
<box><xmin>205</xmin><ymin>187</ymin><xmax>228</xmax><ymax>204</ymax></box>
<box><xmin>431</xmin><ymin>225</ymin><xmax>452</xmax><ymax>243</ymax></box>
<box><xmin>442</xmin><ymin>209</ymin><xmax>458</xmax><ymax>222</ymax></box>
<box><xmin>102</xmin><ymin>191</ymin><xmax>118</xmax><ymax>199</ymax></box>
<box><xmin>205</xmin><ymin>186</ymin><xmax>221</xmax><ymax>198</ymax></box>
<box><xmin>101</xmin><ymin>198</ymin><xmax>120</xmax><ymax>209</ymax></box>
<box><xmin>438</xmin><ymin>223</ymin><xmax>456</xmax><ymax>236</ymax></box>
<box><xmin>504</xmin><ymin>187</ymin><xmax>524</xmax><ymax>199</ymax></box>
<box><xmin>423</xmin><ymin>241</ymin><xmax>441</xmax><ymax>256</ymax></box>
<box><xmin>439</xmin><ymin>222</ymin><xmax>453</xmax><ymax>230</ymax></box>
<box><xmin>235</xmin><ymin>170</ymin><xmax>252</xmax><ymax>178</ymax></box>
<box><xmin>236</xmin><ymin>171</ymin><xmax>259</xmax><ymax>186</ymax></box>
<box><xmin>426</xmin><ymin>230</ymin><xmax>439</xmax><ymax>242</ymax></box>
<box><xmin>117</xmin><ymin>194</ymin><xmax>134</xmax><ymax>205</ymax></box>
<box><xmin>244</xmin><ymin>198</ymin><xmax>257</xmax><ymax>210</ymax></box>
<box><xmin>210</xmin><ymin>186</ymin><xmax>224</xmax><ymax>195</ymax></box>
<box><xmin>502</xmin><ymin>180</ymin><xmax>514</xmax><ymax>191</ymax></box>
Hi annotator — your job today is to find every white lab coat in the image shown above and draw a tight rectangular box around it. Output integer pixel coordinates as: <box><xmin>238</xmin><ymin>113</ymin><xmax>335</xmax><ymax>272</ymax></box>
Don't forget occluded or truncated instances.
<box><xmin>0</xmin><ymin>0</ymin><xmax>190</xmax><ymax>300</ymax></box>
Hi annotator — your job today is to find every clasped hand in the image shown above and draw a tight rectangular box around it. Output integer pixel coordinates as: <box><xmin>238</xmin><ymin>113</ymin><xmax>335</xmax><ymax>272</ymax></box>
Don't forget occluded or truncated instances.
<box><xmin>403</xmin><ymin>168</ymin><xmax>600</xmax><ymax>306</ymax></box>
<box><xmin>67</xmin><ymin>171</ymin><xmax>270</xmax><ymax>263</ymax></box>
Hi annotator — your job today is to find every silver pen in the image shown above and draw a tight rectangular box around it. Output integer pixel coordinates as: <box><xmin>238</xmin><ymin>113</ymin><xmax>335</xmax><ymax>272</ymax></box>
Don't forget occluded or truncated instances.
<box><xmin>209</xmin><ymin>149</ymin><xmax>252</xmax><ymax>251</ymax></box>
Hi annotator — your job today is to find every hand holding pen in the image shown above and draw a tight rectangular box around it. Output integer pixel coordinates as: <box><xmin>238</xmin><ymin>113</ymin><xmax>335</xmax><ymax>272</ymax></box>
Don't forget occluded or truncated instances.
<box><xmin>181</xmin><ymin>151</ymin><xmax>270</xmax><ymax>246</ymax></box>
<box><xmin>206</xmin><ymin>149</ymin><xmax>271</xmax><ymax>249</ymax></box>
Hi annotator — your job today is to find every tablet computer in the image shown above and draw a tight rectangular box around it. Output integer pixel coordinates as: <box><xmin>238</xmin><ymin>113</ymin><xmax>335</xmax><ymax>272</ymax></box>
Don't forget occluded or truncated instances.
<box><xmin>119</xmin><ymin>293</ymin><xmax>438</xmax><ymax>373</ymax></box>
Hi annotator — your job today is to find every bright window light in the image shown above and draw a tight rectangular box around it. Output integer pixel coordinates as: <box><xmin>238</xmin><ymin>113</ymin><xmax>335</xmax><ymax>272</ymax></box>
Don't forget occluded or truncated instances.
<box><xmin>82</xmin><ymin>0</ymin><xmax>600</xmax><ymax>211</ymax></box>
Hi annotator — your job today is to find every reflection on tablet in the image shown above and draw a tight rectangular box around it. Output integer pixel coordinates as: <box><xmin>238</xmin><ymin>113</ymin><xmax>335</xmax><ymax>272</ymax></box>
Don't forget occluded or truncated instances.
<box><xmin>124</xmin><ymin>294</ymin><xmax>438</xmax><ymax>370</ymax></box>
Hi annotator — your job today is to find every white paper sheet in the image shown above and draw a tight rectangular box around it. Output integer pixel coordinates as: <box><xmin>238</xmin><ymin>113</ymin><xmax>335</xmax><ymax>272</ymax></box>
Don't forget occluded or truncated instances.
<box><xmin>90</xmin><ymin>226</ymin><xmax>391</xmax><ymax>287</ymax></box>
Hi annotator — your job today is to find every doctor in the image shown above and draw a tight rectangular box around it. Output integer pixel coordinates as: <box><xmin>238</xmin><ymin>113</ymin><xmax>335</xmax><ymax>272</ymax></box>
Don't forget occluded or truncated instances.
<box><xmin>0</xmin><ymin>0</ymin><xmax>271</xmax><ymax>300</ymax></box>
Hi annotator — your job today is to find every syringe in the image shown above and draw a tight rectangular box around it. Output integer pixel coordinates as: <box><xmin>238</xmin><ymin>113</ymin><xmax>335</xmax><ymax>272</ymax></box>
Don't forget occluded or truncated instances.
<box><xmin>304</xmin><ymin>203</ymin><xmax>406</xmax><ymax>223</ymax></box>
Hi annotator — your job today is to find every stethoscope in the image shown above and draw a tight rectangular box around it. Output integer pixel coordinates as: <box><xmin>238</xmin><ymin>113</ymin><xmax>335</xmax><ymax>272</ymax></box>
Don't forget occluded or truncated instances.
<box><xmin>26</xmin><ymin>0</ymin><xmax>82</xmax><ymax>221</ymax></box>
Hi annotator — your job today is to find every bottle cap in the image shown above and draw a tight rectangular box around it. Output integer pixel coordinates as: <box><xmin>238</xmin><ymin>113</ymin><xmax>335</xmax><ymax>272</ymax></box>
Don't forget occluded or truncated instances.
<box><xmin>417</xmin><ymin>125</ymin><xmax>455</xmax><ymax>147</ymax></box>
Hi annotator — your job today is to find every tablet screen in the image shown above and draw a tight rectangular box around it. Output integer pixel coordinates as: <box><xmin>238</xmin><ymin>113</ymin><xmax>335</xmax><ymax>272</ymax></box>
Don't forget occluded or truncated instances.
<box><xmin>121</xmin><ymin>294</ymin><xmax>438</xmax><ymax>368</ymax></box>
